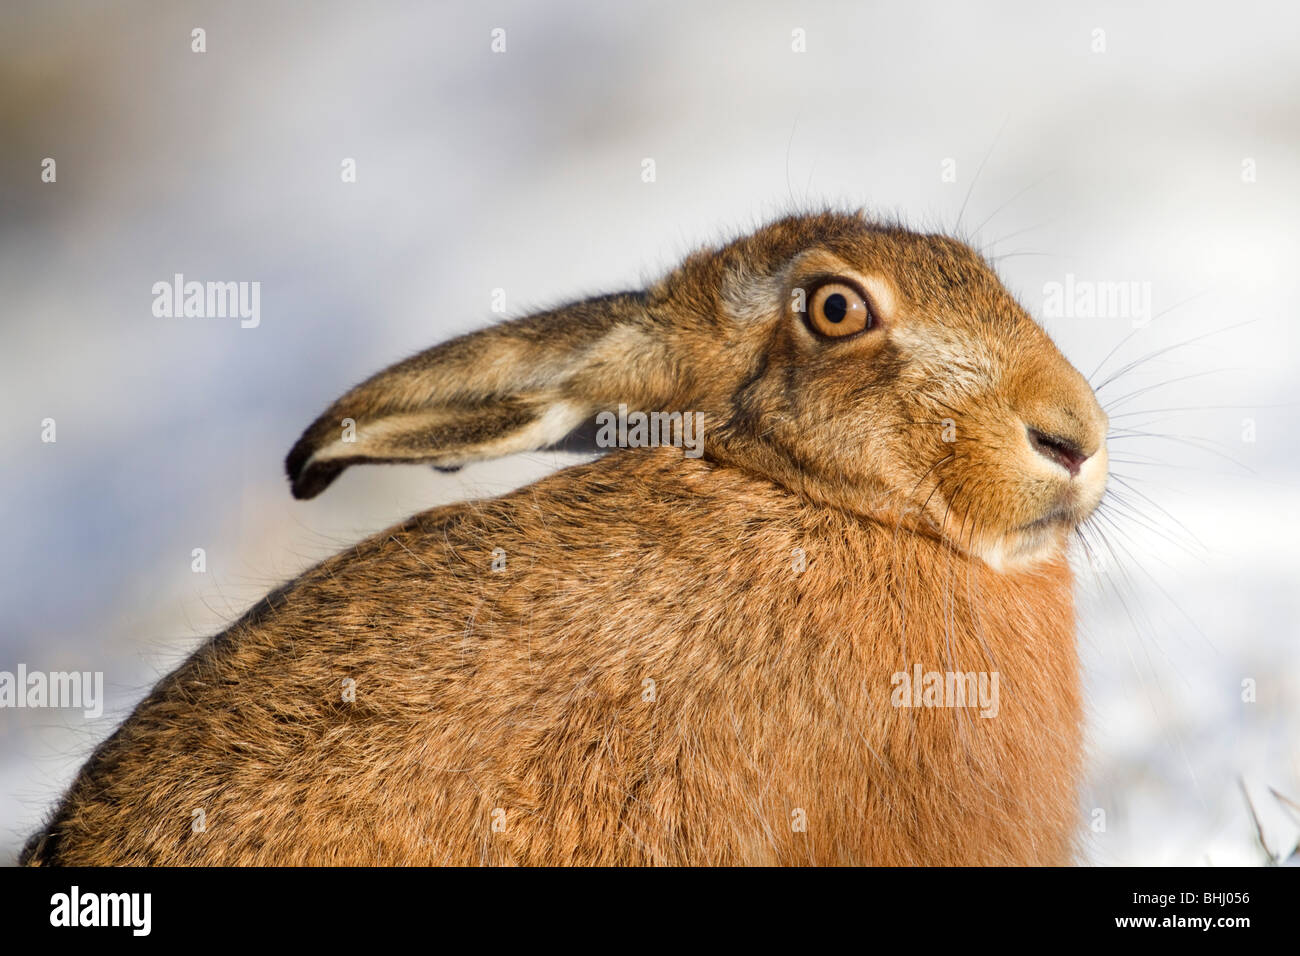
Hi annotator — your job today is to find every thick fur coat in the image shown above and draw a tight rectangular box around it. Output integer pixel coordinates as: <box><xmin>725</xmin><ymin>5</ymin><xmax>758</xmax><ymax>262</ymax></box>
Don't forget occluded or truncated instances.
<box><xmin>24</xmin><ymin>212</ymin><xmax>1106</xmax><ymax>865</ymax></box>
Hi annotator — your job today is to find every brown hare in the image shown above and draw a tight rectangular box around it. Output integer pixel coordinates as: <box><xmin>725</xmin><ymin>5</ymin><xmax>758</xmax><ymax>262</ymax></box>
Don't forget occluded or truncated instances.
<box><xmin>23</xmin><ymin>211</ymin><xmax>1107</xmax><ymax>866</ymax></box>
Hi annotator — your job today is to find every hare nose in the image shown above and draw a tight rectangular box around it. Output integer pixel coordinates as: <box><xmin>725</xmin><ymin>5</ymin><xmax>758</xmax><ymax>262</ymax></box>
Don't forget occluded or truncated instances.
<box><xmin>1027</xmin><ymin>427</ymin><xmax>1089</xmax><ymax>477</ymax></box>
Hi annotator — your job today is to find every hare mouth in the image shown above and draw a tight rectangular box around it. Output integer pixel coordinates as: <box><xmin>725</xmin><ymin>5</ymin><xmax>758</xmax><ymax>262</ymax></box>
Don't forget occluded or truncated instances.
<box><xmin>1019</xmin><ymin>508</ymin><xmax>1072</xmax><ymax>532</ymax></box>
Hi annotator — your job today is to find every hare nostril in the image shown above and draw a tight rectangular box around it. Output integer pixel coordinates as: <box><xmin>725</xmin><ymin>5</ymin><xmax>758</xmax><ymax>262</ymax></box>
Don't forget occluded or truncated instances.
<box><xmin>1027</xmin><ymin>427</ymin><xmax>1089</xmax><ymax>477</ymax></box>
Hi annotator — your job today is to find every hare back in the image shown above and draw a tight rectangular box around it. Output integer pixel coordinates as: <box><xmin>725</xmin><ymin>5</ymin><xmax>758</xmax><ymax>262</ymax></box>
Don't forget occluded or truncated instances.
<box><xmin>26</xmin><ymin>447</ymin><xmax>1081</xmax><ymax>865</ymax></box>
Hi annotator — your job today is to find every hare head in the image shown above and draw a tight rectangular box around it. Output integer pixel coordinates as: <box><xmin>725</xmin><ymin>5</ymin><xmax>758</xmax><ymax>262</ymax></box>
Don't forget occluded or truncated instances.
<box><xmin>287</xmin><ymin>210</ymin><xmax>1107</xmax><ymax>570</ymax></box>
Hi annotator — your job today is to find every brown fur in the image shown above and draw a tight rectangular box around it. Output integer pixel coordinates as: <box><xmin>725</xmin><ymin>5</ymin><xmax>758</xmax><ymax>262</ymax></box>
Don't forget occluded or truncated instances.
<box><xmin>23</xmin><ymin>211</ymin><xmax>1107</xmax><ymax>866</ymax></box>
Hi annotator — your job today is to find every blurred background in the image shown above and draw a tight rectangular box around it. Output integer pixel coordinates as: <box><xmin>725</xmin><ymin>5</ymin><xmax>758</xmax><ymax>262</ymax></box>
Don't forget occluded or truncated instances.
<box><xmin>2</xmin><ymin>0</ymin><xmax>1297</xmax><ymax>865</ymax></box>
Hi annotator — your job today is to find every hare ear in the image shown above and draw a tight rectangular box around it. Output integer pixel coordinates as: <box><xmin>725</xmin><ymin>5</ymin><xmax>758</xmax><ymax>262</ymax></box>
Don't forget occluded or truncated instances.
<box><xmin>285</xmin><ymin>292</ymin><xmax>673</xmax><ymax>499</ymax></box>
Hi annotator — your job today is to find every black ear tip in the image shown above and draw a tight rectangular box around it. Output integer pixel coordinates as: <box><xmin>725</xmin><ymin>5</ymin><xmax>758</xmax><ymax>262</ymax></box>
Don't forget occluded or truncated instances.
<box><xmin>285</xmin><ymin>440</ymin><xmax>309</xmax><ymax>483</ymax></box>
<box><xmin>288</xmin><ymin>462</ymin><xmax>342</xmax><ymax>500</ymax></box>
<box><xmin>285</xmin><ymin>433</ymin><xmax>343</xmax><ymax>500</ymax></box>
<box><xmin>289</xmin><ymin>473</ymin><xmax>318</xmax><ymax>500</ymax></box>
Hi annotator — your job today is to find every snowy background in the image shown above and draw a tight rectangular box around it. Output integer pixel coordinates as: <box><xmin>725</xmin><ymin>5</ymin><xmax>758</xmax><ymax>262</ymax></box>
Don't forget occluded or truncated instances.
<box><xmin>2</xmin><ymin>0</ymin><xmax>1297</xmax><ymax>865</ymax></box>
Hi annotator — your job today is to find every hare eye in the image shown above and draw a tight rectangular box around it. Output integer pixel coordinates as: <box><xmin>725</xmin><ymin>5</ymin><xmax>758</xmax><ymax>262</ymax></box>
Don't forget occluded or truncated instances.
<box><xmin>806</xmin><ymin>280</ymin><xmax>873</xmax><ymax>338</ymax></box>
